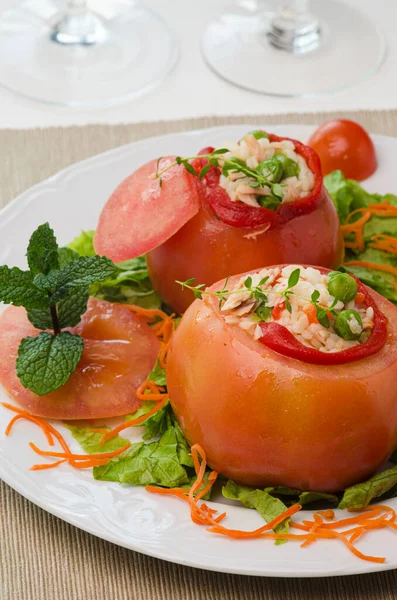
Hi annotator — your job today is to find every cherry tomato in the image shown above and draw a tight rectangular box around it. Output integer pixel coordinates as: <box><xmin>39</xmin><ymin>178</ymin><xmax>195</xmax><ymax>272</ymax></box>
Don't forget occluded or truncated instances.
<box><xmin>308</xmin><ymin>120</ymin><xmax>377</xmax><ymax>181</ymax></box>
<box><xmin>167</xmin><ymin>270</ymin><xmax>397</xmax><ymax>492</ymax></box>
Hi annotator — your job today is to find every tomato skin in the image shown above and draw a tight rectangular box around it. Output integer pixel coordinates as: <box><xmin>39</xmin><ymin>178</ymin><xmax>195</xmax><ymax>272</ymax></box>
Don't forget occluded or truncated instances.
<box><xmin>147</xmin><ymin>193</ymin><xmax>344</xmax><ymax>314</ymax></box>
<box><xmin>167</xmin><ymin>271</ymin><xmax>397</xmax><ymax>492</ymax></box>
<box><xmin>308</xmin><ymin>120</ymin><xmax>377</xmax><ymax>181</ymax></box>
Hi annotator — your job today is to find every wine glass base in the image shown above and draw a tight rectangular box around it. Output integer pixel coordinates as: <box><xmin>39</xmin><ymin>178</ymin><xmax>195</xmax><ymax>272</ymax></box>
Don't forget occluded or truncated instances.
<box><xmin>202</xmin><ymin>0</ymin><xmax>386</xmax><ymax>97</ymax></box>
<box><xmin>0</xmin><ymin>1</ymin><xmax>178</xmax><ymax>108</ymax></box>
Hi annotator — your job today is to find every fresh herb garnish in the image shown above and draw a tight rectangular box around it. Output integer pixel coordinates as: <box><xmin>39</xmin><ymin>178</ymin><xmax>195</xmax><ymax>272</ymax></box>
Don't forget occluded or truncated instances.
<box><xmin>154</xmin><ymin>133</ymin><xmax>300</xmax><ymax>206</ymax></box>
<box><xmin>177</xmin><ymin>269</ymin><xmax>340</xmax><ymax>328</ymax></box>
<box><xmin>68</xmin><ymin>230</ymin><xmax>161</xmax><ymax>309</ymax></box>
<box><xmin>155</xmin><ymin>148</ymin><xmax>229</xmax><ymax>188</ymax></box>
<box><xmin>0</xmin><ymin>223</ymin><xmax>115</xmax><ymax>395</ymax></box>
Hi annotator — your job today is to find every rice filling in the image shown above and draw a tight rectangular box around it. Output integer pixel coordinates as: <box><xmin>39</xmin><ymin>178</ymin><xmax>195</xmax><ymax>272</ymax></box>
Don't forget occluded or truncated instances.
<box><xmin>217</xmin><ymin>133</ymin><xmax>314</xmax><ymax>208</ymax></box>
<box><xmin>220</xmin><ymin>266</ymin><xmax>374</xmax><ymax>353</ymax></box>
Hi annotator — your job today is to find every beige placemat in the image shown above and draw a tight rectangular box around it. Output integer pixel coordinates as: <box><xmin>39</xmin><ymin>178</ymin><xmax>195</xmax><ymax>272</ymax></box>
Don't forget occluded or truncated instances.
<box><xmin>2</xmin><ymin>110</ymin><xmax>397</xmax><ymax>600</ymax></box>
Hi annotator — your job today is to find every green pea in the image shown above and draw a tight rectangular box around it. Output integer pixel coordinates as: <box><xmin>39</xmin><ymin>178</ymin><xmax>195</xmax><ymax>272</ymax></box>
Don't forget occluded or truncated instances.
<box><xmin>328</xmin><ymin>271</ymin><xmax>340</xmax><ymax>280</ymax></box>
<box><xmin>274</xmin><ymin>154</ymin><xmax>300</xmax><ymax>178</ymax></box>
<box><xmin>257</xmin><ymin>158</ymin><xmax>283</xmax><ymax>183</ymax></box>
<box><xmin>247</xmin><ymin>130</ymin><xmax>269</xmax><ymax>140</ymax></box>
<box><xmin>255</xmin><ymin>303</ymin><xmax>273</xmax><ymax>322</ymax></box>
<box><xmin>334</xmin><ymin>310</ymin><xmax>363</xmax><ymax>341</ymax></box>
<box><xmin>257</xmin><ymin>195</ymin><xmax>281</xmax><ymax>210</ymax></box>
<box><xmin>327</xmin><ymin>273</ymin><xmax>358</xmax><ymax>304</ymax></box>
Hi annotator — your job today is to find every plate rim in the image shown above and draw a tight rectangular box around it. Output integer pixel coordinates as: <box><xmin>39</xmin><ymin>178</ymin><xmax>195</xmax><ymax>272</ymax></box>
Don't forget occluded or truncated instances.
<box><xmin>1</xmin><ymin>123</ymin><xmax>397</xmax><ymax>578</ymax></box>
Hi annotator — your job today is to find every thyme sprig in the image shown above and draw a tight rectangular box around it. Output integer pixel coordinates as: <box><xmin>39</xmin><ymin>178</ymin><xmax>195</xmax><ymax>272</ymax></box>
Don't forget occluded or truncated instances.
<box><xmin>154</xmin><ymin>149</ymin><xmax>284</xmax><ymax>202</ymax></box>
<box><xmin>177</xmin><ymin>268</ymin><xmax>339</xmax><ymax>328</ymax></box>
<box><xmin>155</xmin><ymin>148</ymin><xmax>229</xmax><ymax>188</ymax></box>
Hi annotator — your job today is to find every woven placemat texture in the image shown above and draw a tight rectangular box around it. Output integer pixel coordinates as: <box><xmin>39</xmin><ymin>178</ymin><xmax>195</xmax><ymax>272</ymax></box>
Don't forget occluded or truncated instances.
<box><xmin>2</xmin><ymin>110</ymin><xmax>397</xmax><ymax>600</ymax></box>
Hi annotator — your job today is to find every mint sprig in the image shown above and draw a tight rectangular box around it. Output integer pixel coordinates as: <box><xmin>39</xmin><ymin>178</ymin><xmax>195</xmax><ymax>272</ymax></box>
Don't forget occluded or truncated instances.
<box><xmin>16</xmin><ymin>332</ymin><xmax>84</xmax><ymax>396</ymax></box>
<box><xmin>0</xmin><ymin>223</ymin><xmax>116</xmax><ymax>395</ymax></box>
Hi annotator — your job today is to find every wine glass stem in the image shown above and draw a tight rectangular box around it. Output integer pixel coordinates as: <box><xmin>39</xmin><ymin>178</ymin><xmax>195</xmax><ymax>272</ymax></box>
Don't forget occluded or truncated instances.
<box><xmin>268</xmin><ymin>0</ymin><xmax>321</xmax><ymax>54</ymax></box>
<box><xmin>51</xmin><ymin>0</ymin><xmax>108</xmax><ymax>46</ymax></box>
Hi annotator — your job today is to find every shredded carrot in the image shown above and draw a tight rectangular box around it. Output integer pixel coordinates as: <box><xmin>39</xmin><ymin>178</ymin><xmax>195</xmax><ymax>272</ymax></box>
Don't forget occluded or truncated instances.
<box><xmin>344</xmin><ymin>260</ymin><xmax>397</xmax><ymax>278</ymax></box>
<box><xmin>118</xmin><ymin>305</ymin><xmax>170</xmax><ymax>324</ymax></box>
<box><xmin>369</xmin><ymin>234</ymin><xmax>397</xmax><ymax>255</ymax></box>
<box><xmin>100</xmin><ymin>396</ymin><xmax>169</xmax><ymax>443</ymax></box>
<box><xmin>318</xmin><ymin>509</ymin><xmax>335</xmax><ymax>520</ymax></box>
<box><xmin>303</xmin><ymin>304</ymin><xmax>332</xmax><ymax>325</ymax></box>
<box><xmin>1</xmin><ymin>402</ymin><xmax>129</xmax><ymax>471</ymax></box>
<box><xmin>146</xmin><ymin>443</ymin><xmax>396</xmax><ymax>564</ymax></box>
<box><xmin>340</xmin><ymin>212</ymin><xmax>371</xmax><ymax>252</ymax></box>
<box><xmin>28</xmin><ymin>441</ymin><xmax>131</xmax><ymax>460</ymax></box>
<box><xmin>136</xmin><ymin>379</ymin><xmax>167</xmax><ymax>401</ymax></box>
<box><xmin>5</xmin><ymin>412</ymin><xmax>54</xmax><ymax>446</ymax></box>
<box><xmin>30</xmin><ymin>459</ymin><xmax>68</xmax><ymax>471</ymax></box>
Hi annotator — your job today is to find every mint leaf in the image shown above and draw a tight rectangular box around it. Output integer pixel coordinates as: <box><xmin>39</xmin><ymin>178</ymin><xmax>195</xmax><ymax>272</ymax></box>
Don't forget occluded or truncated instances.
<box><xmin>94</xmin><ymin>426</ymin><xmax>189</xmax><ymax>487</ymax></box>
<box><xmin>33</xmin><ymin>270</ymin><xmax>62</xmax><ymax>293</ymax></box>
<box><xmin>66</xmin><ymin>425</ymin><xmax>129</xmax><ymax>454</ymax></box>
<box><xmin>16</xmin><ymin>331</ymin><xmax>84</xmax><ymax>395</ymax></box>
<box><xmin>27</xmin><ymin>223</ymin><xmax>59</xmax><ymax>275</ymax></box>
<box><xmin>67</xmin><ymin>230</ymin><xmax>96</xmax><ymax>257</ymax></box>
<box><xmin>339</xmin><ymin>466</ymin><xmax>397</xmax><ymax>509</ymax></box>
<box><xmin>26</xmin><ymin>307</ymin><xmax>52</xmax><ymax>330</ymax></box>
<box><xmin>57</xmin><ymin>287</ymin><xmax>90</xmax><ymax>328</ymax></box>
<box><xmin>58</xmin><ymin>247</ymin><xmax>80</xmax><ymax>268</ymax></box>
<box><xmin>223</xmin><ymin>480</ymin><xmax>290</xmax><ymax>543</ymax></box>
<box><xmin>27</xmin><ymin>287</ymin><xmax>90</xmax><ymax>330</ymax></box>
<box><xmin>51</xmin><ymin>256</ymin><xmax>115</xmax><ymax>302</ymax></box>
<box><xmin>0</xmin><ymin>266</ymin><xmax>47</xmax><ymax>309</ymax></box>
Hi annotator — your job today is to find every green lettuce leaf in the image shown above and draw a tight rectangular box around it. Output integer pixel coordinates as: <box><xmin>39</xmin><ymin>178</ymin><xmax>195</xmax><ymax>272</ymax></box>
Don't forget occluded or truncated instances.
<box><xmin>298</xmin><ymin>491</ymin><xmax>339</xmax><ymax>506</ymax></box>
<box><xmin>339</xmin><ymin>466</ymin><xmax>397</xmax><ymax>509</ymax></box>
<box><xmin>66</xmin><ymin>425</ymin><xmax>130</xmax><ymax>454</ymax></box>
<box><xmin>94</xmin><ymin>426</ymin><xmax>190</xmax><ymax>487</ymax></box>
<box><xmin>126</xmin><ymin>401</ymin><xmax>172</xmax><ymax>441</ymax></box>
<box><xmin>222</xmin><ymin>480</ymin><xmax>290</xmax><ymax>542</ymax></box>
<box><xmin>68</xmin><ymin>231</ymin><xmax>160</xmax><ymax>309</ymax></box>
<box><xmin>325</xmin><ymin>170</ymin><xmax>397</xmax><ymax>304</ymax></box>
<box><xmin>67</xmin><ymin>230</ymin><xmax>96</xmax><ymax>257</ymax></box>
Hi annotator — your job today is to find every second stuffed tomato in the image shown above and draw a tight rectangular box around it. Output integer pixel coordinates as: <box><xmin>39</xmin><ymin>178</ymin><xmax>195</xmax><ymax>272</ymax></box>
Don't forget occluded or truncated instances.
<box><xmin>167</xmin><ymin>265</ymin><xmax>397</xmax><ymax>492</ymax></box>
<box><xmin>95</xmin><ymin>131</ymin><xmax>343</xmax><ymax>314</ymax></box>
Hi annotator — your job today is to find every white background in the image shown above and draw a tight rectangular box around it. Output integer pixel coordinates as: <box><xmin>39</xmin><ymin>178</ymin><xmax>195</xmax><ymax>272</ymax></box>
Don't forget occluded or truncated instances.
<box><xmin>0</xmin><ymin>0</ymin><xmax>396</xmax><ymax>128</ymax></box>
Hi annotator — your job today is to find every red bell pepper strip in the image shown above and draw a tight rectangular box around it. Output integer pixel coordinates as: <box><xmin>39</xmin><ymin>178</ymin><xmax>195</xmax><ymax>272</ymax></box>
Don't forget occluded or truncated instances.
<box><xmin>193</xmin><ymin>133</ymin><xmax>325</xmax><ymax>229</ymax></box>
<box><xmin>258</xmin><ymin>274</ymin><xmax>388</xmax><ymax>365</ymax></box>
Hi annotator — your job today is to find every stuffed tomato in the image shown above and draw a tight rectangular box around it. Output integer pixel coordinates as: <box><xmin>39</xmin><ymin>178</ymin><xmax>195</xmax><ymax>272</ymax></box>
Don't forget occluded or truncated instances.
<box><xmin>95</xmin><ymin>131</ymin><xmax>343</xmax><ymax>314</ymax></box>
<box><xmin>167</xmin><ymin>265</ymin><xmax>397</xmax><ymax>492</ymax></box>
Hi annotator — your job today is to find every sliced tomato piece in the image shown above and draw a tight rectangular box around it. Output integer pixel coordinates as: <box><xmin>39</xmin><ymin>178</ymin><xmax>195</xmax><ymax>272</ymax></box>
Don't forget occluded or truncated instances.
<box><xmin>94</xmin><ymin>157</ymin><xmax>201</xmax><ymax>262</ymax></box>
<box><xmin>0</xmin><ymin>298</ymin><xmax>159</xmax><ymax>420</ymax></box>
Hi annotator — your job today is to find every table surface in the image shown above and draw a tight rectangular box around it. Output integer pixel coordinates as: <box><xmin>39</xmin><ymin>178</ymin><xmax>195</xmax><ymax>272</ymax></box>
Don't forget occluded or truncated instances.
<box><xmin>0</xmin><ymin>0</ymin><xmax>397</xmax><ymax>129</ymax></box>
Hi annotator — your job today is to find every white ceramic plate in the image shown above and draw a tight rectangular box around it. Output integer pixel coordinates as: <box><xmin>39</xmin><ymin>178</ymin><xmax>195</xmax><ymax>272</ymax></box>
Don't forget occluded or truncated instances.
<box><xmin>1</xmin><ymin>125</ymin><xmax>397</xmax><ymax>578</ymax></box>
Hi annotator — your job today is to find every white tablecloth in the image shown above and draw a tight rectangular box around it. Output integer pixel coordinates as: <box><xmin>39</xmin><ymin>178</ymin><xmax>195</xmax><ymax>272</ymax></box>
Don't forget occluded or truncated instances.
<box><xmin>0</xmin><ymin>0</ymin><xmax>396</xmax><ymax>129</ymax></box>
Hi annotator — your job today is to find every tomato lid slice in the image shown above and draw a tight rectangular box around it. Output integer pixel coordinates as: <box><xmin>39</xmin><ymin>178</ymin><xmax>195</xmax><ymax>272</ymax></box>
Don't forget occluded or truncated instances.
<box><xmin>259</xmin><ymin>276</ymin><xmax>388</xmax><ymax>365</ymax></box>
<box><xmin>0</xmin><ymin>298</ymin><xmax>160</xmax><ymax>419</ymax></box>
<box><xmin>94</xmin><ymin>157</ymin><xmax>201</xmax><ymax>262</ymax></box>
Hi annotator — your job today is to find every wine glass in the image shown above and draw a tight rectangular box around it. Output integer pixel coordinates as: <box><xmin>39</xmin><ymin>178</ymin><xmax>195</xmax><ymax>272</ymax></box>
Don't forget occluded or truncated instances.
<box><xmin>0</xmin><ymin>0</ymin><xmax>178</xmax><ymax>107</ymax></box>
<box><xmin>202</xmin><ymin>0</ymin><xmax>386</xmax><ymax>97</ymax></box>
